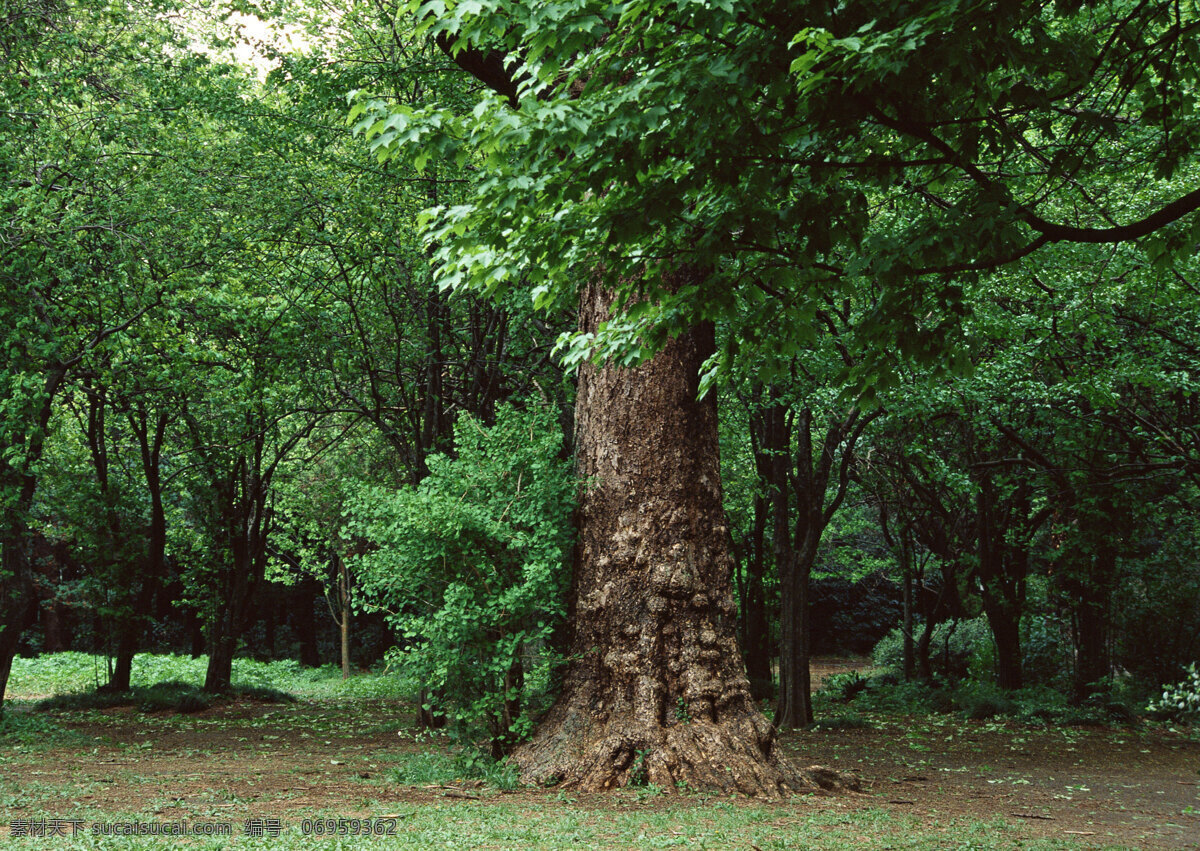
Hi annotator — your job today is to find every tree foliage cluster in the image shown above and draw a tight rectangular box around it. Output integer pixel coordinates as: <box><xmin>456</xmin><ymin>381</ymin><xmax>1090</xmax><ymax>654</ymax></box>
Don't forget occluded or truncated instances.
<box><xmin>0</xmin><ymin>0</ymin><xmax>569</xmax><ymax>729</ymax></box>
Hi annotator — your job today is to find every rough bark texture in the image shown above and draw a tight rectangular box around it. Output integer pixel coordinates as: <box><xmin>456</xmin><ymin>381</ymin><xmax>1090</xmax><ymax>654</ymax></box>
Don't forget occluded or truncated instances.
<box><xmin>511</xmin><ymin>276</ymin><xmax>854</xmax><ymax>798</ymax></box>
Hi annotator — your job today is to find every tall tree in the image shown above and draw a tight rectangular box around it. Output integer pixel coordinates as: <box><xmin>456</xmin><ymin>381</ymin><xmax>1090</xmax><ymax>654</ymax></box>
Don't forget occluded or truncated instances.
<box><xmin>349</xmin><ymin>0</ymin><xmax>1200</xmax><ymax>793</ymax></box>
<box><xmin>0</xmin><ymin>0</ymin><xmax>199</xmax><ymax>703</ymax></box>
<box><xmin>513</xmin><ymin>278</ymin><xmax>807</xmax><ymax>793</ymax></box>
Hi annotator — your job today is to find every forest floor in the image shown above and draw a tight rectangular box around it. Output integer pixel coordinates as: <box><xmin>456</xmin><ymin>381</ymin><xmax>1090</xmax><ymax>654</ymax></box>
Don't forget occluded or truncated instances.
<box><xmin>1</xmin><ymin>657</ymin><xmax>1197</xmax><ymax>849</ymax></box>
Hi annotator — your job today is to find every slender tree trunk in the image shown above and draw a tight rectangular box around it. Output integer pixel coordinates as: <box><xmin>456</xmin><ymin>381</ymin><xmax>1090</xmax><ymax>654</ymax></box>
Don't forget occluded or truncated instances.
<box><xmin>203</xmin><ymin>552</ymin><xmax>259</xmax><ymax>692</ymax></box>
<box><xmin>0</xmin><ymin>366</ymin><xmax>66</xmax><ymax>706</ymax></box>
<box><xmin>976</xmin><ymin>479</ymin><xmax>1025</xmax><ymax>690</ymax></box>
<box><xmin>744</xmin><ymin>390</ymin><xmax>785</xmax><ymax>701</ymax></box>
<box><xmin>188</xmin><ymin>611</ymin><xmax>205</xmax><ymax>658</ymax></box>
<box><xmin>901</xmin><ymin>532</ymin><xmax>915</xmax><ymax>682</ymax></box>
<box><xmin>295</xmin><ymin>580</ymin><xmax>320</xmax><ymax>668</ymax></box>
<box><xmin>205</xmin><ymin>627</ymin><xmax>237</xmax><ymax>693</ymax></box>
<box><xmin>879</xmin><ymin>506</ymin><xmax>915</xmax><ymax>681</ymax></box>
<box><xmin>512</xmin><ymin>276</ymin><xmax>851</xmax><ymax>797</ymax></box>
<box><xmin>915</xmin><ymin>617</ymin><xmax>935</xmax><ymax>682</ymax></box>
<box><xmin>741</xmin><ymin>527</ymin><xmax>771</xmax><ymax>700</ymax></box>
<box><xmin>495</xmin><ymin>655</ymin><xmax>524</xmax><ymax>759</ymax></box>
<box><xmin>775</xmin><ymin>548</ymin><xmax>798</xmax><ymax>726</ymax></box>
<box><xmin>37</xmin><ymin>548</ymin><xmax>69</xmax><ymax>654</ymax></box>
<box><xmin>337</xmin><ymin>554</ymin><xmax>351</xmax><ymax>679</ymax></box>
<box><xmin>264</xmin><ymin>600</ymin><xmax>277</xmax><ymax>658</ymax></box>
<box><xmin>985</xmin><ymin>602</ymin><xmax>1023</xmax><ymax>690</ymax></box>
<box><xmin>776</xmin><ymin>531</ymin><xmax>816</xmax><ymax>729</ymax></box>
<box><xmin>1071</xmin><ymin>546</ymin><xmax>1114</xmax><ymax>702</ymax></box>
<box><xmin>109</xmin><ymin>630</ymin><xmax>138</xmax><ymax>692</ymax></box>
<box><xmin>110</xmin><ymin>408</ymin><xmax>170</xmax><ymax>691</ymax></box>
<box><xmin>0</xmin><ymin>532</ymin><xmax>38</xmax><ymax>708</ymax></box>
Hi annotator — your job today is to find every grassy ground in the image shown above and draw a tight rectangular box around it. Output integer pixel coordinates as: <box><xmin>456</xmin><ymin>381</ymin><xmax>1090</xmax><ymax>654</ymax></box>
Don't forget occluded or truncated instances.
<box><xmin>1</xmin><ymin>653</ymin><xmax>1197</xmax><ymax>849</ymax></box>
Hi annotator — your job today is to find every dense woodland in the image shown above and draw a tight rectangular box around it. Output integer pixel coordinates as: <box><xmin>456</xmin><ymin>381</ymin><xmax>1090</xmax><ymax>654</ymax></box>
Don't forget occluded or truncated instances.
<box><xmin>4</xmin><ymin>0</ymin><xmax>1200</xmax><ymax>794</ymax></box>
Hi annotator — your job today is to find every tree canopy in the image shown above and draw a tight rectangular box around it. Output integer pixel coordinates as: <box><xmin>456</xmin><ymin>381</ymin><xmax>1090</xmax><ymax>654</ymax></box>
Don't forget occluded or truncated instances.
<box><xmin>353</xmin><ymin>0</ymin><xmax>1200</xmax><ymax>392</ymax></box>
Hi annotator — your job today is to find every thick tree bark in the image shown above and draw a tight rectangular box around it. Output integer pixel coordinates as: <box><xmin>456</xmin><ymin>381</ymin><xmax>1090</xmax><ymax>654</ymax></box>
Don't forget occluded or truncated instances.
<box><xmin>511</xmin><ymin>276</ymin><xmax>853</xmax><ymax>797</ymax></box>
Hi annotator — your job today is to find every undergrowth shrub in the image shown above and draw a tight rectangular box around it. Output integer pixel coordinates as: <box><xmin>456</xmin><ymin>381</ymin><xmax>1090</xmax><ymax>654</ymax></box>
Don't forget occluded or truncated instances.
<box><xmin>1115</xmin><ymin>523</ymin><xmax>1200</xmax><ymax>689</ymax></box>
<box><xmin>386</xmin><ymin>748</ymin><xmax>520</xmax><ymax>790</ymax></box>
<box><xmin>872</xmin><ymin>615</ymin><xmax>1073</xmax><ymax>689</ymax></box>
<box><xmin>1147</xmin><ymin>662</ymin><xmax>1200</xmax><ymax>720</ymax></box>
<box><xmin>819</xmin><ymin>671</ymin><xmax>870</xmax><ymax>702</ymax></box>
<box><xmin>872</xmin><ymin>616</ymin><xmax>993</xmax><ymax>682</ymax></box>
<box><xmin>348</xmin><ymin>406</ymin><xmax>575</xmax><ymax>757</ymax></box>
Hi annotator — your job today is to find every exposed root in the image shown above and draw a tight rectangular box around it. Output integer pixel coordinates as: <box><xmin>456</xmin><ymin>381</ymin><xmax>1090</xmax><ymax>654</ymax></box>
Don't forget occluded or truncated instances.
<box><xmin>513</xmin><ymin>699</ymin><xmax>860</xmax><ymax>798</ymax></box>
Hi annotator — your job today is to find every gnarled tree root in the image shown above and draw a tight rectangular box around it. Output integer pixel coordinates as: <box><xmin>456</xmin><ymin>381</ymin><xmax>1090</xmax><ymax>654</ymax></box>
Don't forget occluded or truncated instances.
<box><xmin>512</xmin><ymin>700</ymin><xmax>860</xmax><ymax>798</ymax></box>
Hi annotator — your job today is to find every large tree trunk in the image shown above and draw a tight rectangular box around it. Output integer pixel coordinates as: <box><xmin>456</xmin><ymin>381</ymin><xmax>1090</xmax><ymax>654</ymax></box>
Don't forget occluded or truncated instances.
<box><xmin>512</xmin><ymin>276</ymin><xmax>849</xmax><ymax>797</ymax></box>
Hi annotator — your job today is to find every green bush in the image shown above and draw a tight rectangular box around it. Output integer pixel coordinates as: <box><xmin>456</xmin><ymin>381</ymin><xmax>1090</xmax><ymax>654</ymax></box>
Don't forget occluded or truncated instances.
<box><xmin>33</xmin><ymin>679</ymin><xmax>294</xmax><ymax>714</ymax></box>
<box><xmin>348</xmin><ymin>405</ymin><xmax>575</xmax><ymax>757</ymax></box>
<box><xmin>1147</xmin><ymin>662</ymin><xmax>1200</xmax><ymax>720</ymax></box>
<box><xmin>1115</xmin><ymin>528</ymin><xmax>1200</xmax><ymax>690</ymax></box>
<box><xmin>872</xmin><ymin>615</ymin><xmax>1075</xmax><ymax>689</ymax></box>
<box><xmin>872</xmin><ymin>616</ymin><xmax>993</xmax><ymax>682</ymax></box>
<box><xmin>818</xmin><ymin>671</ymin><xmax>870</xmax><ymax>702</ymax></box>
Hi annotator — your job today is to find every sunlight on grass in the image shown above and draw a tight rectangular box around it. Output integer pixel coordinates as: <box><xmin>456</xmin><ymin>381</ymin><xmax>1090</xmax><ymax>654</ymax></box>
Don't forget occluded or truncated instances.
<box><xmin>5</xmin><ymin>652</ymin><xmax>409</xmax><ymax>702</ymax></box>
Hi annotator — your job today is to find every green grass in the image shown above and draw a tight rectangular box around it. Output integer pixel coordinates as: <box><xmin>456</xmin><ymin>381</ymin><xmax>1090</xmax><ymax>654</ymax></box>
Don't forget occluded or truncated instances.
<box><xmin>0</xmin><ymin>802</ymin><xmax>1098</xmax><ymax>850</ymax></box>
<box><xmin>5</xmin><ymin>652</ymin><xmax>410</xmax><ymax>704</ymax></box>
<box><xmin>0</xmin><ymin>711</ymin><xmax>75</xmax><ymax>745</ymax></box>
<box><xmin>381</xmin><ymin>749</ymin><xmax>521</xmax><ymax>790</ymax></box>
<box><xmin>2</xmin><ymin>655</ymin><xmax>1171</xmax><ymax>849</ymax></box>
